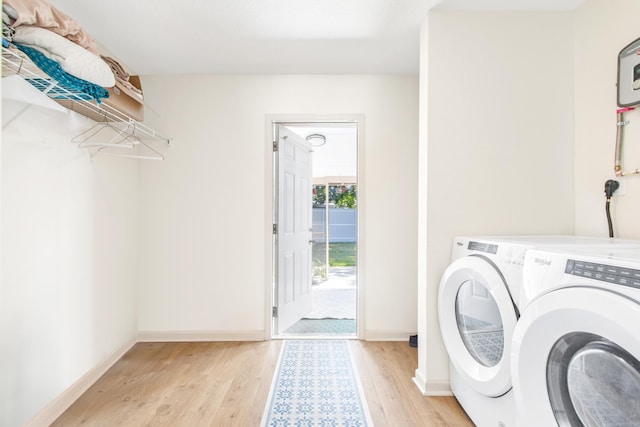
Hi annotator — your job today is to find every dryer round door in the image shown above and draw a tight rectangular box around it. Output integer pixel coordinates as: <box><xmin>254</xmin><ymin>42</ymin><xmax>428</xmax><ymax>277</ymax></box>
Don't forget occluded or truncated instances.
<box><xmin>438</xmin><ymin>255</ymin><xmax>518</xmax><ymax>397</ymax></box>
<box><xmin>511</xmin><ymin>287</ymin><xmax>640</xmax><ymax>427</ymax></box>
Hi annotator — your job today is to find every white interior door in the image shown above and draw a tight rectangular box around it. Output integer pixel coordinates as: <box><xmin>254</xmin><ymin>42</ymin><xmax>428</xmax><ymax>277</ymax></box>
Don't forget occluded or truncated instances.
<box><xmin>275</xmin><ymin>125</ymin><xmax>313</xmax><ymax>334</ymax></box>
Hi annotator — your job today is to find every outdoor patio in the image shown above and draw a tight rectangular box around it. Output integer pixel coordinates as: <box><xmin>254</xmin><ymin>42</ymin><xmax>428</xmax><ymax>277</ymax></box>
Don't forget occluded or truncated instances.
<box><xmin>307</xmin><ymin>266</ymin><xmax>356</xmax><ymax>319</ymax></box>
<box><xmin>283</xmin><ymin>266</ymin><xmax>357</xmax><ymax>336</ymax></box>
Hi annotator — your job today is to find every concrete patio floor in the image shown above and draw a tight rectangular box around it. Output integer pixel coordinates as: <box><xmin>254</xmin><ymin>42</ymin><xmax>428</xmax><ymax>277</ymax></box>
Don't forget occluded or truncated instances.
<box><xmin>306</xmin><ymin>266</ymin><xmax>356</xmax><ymax>320</ymax></box>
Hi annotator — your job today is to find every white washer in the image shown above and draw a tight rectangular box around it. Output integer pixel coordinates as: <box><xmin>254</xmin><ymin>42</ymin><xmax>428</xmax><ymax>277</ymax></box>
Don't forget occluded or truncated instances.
<box><xmin>438</xmin><ymin>236</ymin><xmax>640</xmax><ymax>427</ymax></box>
<box><xmin>512</xmin><ymin>246</ymin><xmax>640</xmax><ymax>427</ymax></box>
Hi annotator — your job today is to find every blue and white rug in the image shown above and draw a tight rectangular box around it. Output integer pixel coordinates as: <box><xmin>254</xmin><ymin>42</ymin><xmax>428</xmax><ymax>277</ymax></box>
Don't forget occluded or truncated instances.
<box><xmin>261</xmin><ymin>340</ymin><xmax>374</xmax><ymax>427</ymax></box>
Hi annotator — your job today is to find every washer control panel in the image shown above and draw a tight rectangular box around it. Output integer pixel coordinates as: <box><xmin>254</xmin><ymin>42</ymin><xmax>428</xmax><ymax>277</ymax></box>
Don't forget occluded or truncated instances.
<box><xmin>565</xmin><ymin>259</ymin><xmax>640</xmax><ymax>288</ymax></box>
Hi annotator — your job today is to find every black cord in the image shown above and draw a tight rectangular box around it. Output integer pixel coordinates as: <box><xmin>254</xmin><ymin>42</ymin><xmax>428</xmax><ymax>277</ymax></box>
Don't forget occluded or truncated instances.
<box><xmin>606</xmin><ymin>198</ymin><xmax>614</xmax><ymax>238</ymax></box>
<box><xmin>604</xmin><ymin>180</ymin><xmax>620</xmax><ymax>238</ymax></box>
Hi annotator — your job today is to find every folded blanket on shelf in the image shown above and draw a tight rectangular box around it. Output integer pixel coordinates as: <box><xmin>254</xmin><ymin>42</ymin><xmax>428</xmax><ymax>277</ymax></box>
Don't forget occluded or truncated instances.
<box><xmin>13</xmin><ymin>43</ymin><xmax>109</xmax><ymax>103</ymax></box>
<box><xmin>2</xmin><ymin>4</ymin><xmax>18</xmax><ymax>23</ymax></box>
<box><xmin>3</xmin><ymin>5</ymin><xmax>16</xmax><ymax>42</ymax></box>
<box><xmin>3</xmin><ymin>0</ymin><xmax>99</xmax><ymax>54</ymax></box>
<box><xmin>101</xmin><ymin>56</ymin><xmax>144</xmax><ymax>102</ymax></box>
<box><xmin>118</xmin><ymin>80</ymin><xmax>144</xmax><ymax>102</ymax></box>
<box><xmin>101</xmin><ymin>56</ymin><xmax>129</xmax><ymax>81</ymax></box>
<box><xmin>13</xmin><ymin>26</ymin><xmax>114</xmax><ymax>87</ymax></box>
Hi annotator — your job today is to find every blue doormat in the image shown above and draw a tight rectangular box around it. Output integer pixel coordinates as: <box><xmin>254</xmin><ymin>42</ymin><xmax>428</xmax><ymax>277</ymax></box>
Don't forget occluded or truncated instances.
<box><xmin>284</xmin><ymin>318</ymin><xmax>356</xmax><ymax>335</ymax></box>
<box><xmin>261</xmin><ymin>340</ymin><xmax>373</xmax><ymax>426</ymax></box>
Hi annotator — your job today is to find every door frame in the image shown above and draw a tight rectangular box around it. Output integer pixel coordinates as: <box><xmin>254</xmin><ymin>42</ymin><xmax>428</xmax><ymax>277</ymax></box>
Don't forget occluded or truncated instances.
<box><xmin>264</xmin><ymin>114</ymin><xmax>366</xmax><ymax>340</ymax></box>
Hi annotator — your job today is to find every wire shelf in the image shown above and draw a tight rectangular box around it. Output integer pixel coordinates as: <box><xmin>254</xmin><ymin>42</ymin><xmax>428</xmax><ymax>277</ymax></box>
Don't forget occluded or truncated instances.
<box><xmin>2</xmin><ymin>44</ymin><xmax>170</xmax><ymax>144</ymax></box>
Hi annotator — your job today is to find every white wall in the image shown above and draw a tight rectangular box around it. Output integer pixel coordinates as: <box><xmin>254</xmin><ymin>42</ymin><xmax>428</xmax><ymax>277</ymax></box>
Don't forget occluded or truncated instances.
<box><xmin>137</xmin><ymin>75</ymin><xmax>419</xmax><ymax>340</ymax></box>
<box><xmin>1</xmin><ymin>101</ymin><xmax>139</xmax><ymax>426</ymax></box>
<box><xmin>416</xmin><ymin>11</ymin><xmax>575</xmax><ymax>393</ymax></box>
<box><xmin>574</xmin><ymin>0</ymin><xmax>640</xmax><ymax>239</ymax></box>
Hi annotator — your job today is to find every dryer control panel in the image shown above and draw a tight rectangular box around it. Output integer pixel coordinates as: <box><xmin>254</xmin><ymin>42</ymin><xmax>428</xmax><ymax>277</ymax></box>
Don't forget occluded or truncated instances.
<box><xmin>467</xmin><ymin>241</ymin><xmax>498</xmax><ymax>254</ymax></box>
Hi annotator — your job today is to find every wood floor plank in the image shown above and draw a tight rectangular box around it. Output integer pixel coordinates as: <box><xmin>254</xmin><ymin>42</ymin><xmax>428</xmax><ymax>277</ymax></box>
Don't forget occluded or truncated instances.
<box><xmin>52</xmin><ymin>340</ymin><xmax>472</xmax><ymax>427</ymax></box>
<box><xmin>348</xmin><ymin>341</ymin><xmax>474</xmax><ymax>427</ymax></box>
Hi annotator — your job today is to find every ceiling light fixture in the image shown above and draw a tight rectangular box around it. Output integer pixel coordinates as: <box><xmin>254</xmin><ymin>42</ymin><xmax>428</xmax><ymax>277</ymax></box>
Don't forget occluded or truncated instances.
<box><xmin>305</xmin><ymin>133</ymin><xmax>327</xmax><ymax>147</ymax></box>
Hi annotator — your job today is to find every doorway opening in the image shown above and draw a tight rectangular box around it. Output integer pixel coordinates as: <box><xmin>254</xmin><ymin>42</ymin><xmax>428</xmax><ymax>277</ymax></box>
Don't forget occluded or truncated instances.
<box><xmin>272</xmin><ymin>120</ymin><xmax>359</xmax><ymax>338</ymax></box>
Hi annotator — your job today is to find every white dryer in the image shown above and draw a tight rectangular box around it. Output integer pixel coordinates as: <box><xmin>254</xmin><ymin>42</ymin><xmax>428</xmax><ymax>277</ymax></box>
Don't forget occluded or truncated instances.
<box><xmin>438</xmin><ymin>236</ymin><xmax>640</xmax><ymax>427</ymax></box>
<box><xmin>512</xmin><ymin>246</ymin><xmax>640</xmax><ymax>427</ymax></box>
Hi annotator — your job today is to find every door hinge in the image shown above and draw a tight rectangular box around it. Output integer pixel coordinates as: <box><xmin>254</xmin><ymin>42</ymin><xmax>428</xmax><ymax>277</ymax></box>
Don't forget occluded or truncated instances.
<box><xmin>273</xmin><ymin>223</ymin><xmax>277</xmax><ymax>234</ymax></box>
<box><xmin>273</xmin><ymin>140</ymin><xmax>278</xmax><ymax>151</ymax></box>
<box><xmin>272</xmin><ymin>306</ymin><xmax>278</xmax><ymax>317</ymax></box>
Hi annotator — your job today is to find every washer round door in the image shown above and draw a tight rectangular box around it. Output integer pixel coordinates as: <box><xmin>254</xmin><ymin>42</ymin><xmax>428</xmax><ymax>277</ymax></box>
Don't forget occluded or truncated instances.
<box><xmin>511</xmin><ymin>287</ymin><xmax>640</xmax><ymax>427</ymax></box>
<box><xmin>438</xmin><ymin>255</ymin><xmax>518</xmax><ymax>397</ymax></box>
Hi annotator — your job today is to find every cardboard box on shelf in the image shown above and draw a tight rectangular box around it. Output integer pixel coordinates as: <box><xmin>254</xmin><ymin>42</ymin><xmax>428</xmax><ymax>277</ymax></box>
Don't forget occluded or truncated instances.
<box><xmin>57</xmin><ymin>75</ymin><xmax>144</xmax><ymax>122</ymax></box>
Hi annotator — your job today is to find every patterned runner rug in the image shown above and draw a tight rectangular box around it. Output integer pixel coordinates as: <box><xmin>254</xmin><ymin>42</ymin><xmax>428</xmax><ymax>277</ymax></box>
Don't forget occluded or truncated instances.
<box><xmin>261</xmin><ymin>340</ymin><xmax>373</xmax><ymax>426</ymax></box>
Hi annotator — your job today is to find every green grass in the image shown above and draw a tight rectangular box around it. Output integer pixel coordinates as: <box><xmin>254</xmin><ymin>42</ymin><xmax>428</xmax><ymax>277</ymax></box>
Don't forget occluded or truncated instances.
<box><xmin>329</xmin><ymin>242</ymin><xmax>357</xmax><ymax>266</ymax></box>
<box><xmin>313</xmin><ymin>242</ymin><xmax>356</xmax><ymax>267</ymax></box>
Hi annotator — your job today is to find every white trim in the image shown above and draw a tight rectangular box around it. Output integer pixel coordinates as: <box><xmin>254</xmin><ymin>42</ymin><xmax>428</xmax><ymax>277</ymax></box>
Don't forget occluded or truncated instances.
<box><xmin>363</xmin><ymin>330</ymin><xmax>414</xmax><ymax>341</ymax></box>
<box><xmin>424</xmin><ymin>381</ymin><xmax>453</xmax><ymax>396</ymax></box>
<box><xmin>413</xmin><ymin>368</ymin><xmax>428</xmax><ymax>394</ymax></box>
<box><xmin>264</xmin><ymin>117</ymin><xmax>275</xmax><ymax>340</ymax></box>
<box><xmin>137</xmin><ymin>330</ymin><xmax>266</xmax><ymax>342</ymax></box>
<box><xmin>265</xmin><ymin>114</ymin><xmax>366</xmax><ymax>340</ymax></box>
<box><xmin>23</xmin><ymin>338</ymin><xmax>136</xmax><ymax>427</ymax></box>
<box><xmin>413</xmin><ymin>370</ymin><xmax>453</xmax><ymax>396</ymax></box>
<box><xmin>355</xmin><ymin>117</ymin><xmax>366</xmax><ymax>340</ymax></box>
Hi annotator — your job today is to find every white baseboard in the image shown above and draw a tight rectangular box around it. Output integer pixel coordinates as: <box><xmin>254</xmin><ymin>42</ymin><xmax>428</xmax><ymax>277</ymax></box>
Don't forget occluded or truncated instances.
<box><xmin>424</xmin><ymin>380</ymin><xmax>453</xmax><ymax>396</ymax></box>
<box><xmin>362</xmin><ymin>330</ymin><xmax>414</xmax><ymax>341</ymax></box>
<box><xmin>137</xmin><ymin>330</ymin><xmax>267</xmax><ymax>342</ymax></box>
<box><xmin>24</xmin><ymin>338</ymin><xmax>136</xmax><ymax>427</ymax></box>
<box><xmin>412</xmin><ymin>369</ymin><xmax>452</xmax><ymax>396</ymax></box>
<box><xmin>412</xmin><ymin>368</ymin><xmax>428</xmax><ymax>394</ymax></box>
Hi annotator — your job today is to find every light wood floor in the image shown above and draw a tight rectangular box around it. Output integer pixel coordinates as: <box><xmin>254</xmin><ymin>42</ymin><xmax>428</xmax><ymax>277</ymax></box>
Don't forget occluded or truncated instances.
<box><xmin>52</xmin><ymin>340</ymin><xmax>473</xmax><ymax>427</ymax></box>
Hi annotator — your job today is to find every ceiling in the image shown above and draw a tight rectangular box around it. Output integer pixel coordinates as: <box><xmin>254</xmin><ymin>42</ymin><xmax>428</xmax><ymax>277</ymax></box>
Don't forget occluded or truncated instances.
<box><xmin>47</xmin><ymin>0</ymin><xmax>586</xmax><ymax>76</ymax></box>
<box><xmin>284</xmin><ymin>123</ymin><xmax>358</xmax><ymax>178</ymax></box>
